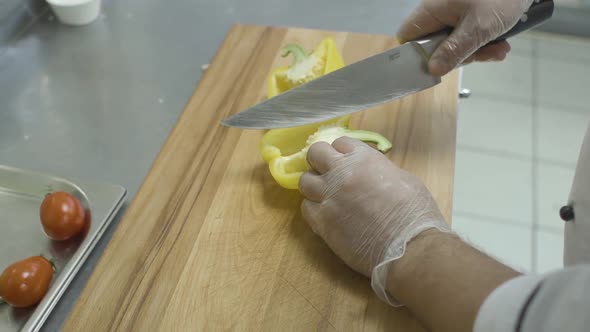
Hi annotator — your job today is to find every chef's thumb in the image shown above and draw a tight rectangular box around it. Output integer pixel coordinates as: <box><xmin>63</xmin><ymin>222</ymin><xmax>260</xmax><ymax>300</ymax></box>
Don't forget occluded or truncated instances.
<box><xmin>427</xmin><ymin>24</ymin><xmax>479</xmax><ymax>75</ymax></box>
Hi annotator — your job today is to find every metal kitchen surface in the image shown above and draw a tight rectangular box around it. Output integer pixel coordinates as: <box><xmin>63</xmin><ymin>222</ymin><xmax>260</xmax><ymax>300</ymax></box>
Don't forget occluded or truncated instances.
<box><xmin>0</xmin><ymin>0</ymin><xmax>422</xmax><ymax>330</ymax></box>
<box><xmin>0</xmin><ymin>165</ymin><xmax>125</xmax><ymax>332</ymax></box>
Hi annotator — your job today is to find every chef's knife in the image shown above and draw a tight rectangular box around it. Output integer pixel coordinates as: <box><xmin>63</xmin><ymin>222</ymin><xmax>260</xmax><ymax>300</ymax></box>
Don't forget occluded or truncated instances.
<box><xmin>223</xmin><ymin>0</ymin><xmax>553</xmax><ymax>129</ymax></box>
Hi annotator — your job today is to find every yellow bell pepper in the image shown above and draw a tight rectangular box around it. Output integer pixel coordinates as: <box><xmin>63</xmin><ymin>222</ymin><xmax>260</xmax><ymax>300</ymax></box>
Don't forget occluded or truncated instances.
<box><xmin>267</xmin><ymin>37</ymin><xmax>345</xmax><ymax>98</ymax></box>
<box><xmin>260</xmin><ymin>38</ymin><xmax>393</xmax><ymax>190</ymax></box>
<box><xmin>260</xmin><ymin>118</ymin><xmax>392</xmax><ymax>189</ymax></box>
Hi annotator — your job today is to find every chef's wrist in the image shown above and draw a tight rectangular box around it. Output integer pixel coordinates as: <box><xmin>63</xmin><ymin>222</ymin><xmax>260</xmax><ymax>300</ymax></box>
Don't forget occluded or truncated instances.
<box><xmin>385</xmin><ymin>228</ymin><xmax>451</xmax><ymax>294</ymax></box>
<box><xmin>370</xmin><ymin>221</ymin><xmax>452</xmax><ymax>306</ymax></box>
<box><xmin>382</xmin><ymin>227</ymin><xmax>522</xmax><ymax>332</ymax></box>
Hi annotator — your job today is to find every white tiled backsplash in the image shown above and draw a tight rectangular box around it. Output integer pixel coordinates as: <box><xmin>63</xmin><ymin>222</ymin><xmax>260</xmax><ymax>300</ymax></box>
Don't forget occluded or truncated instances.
<box><xmin>453</xmin><ymin>32</ymin><xmax>590</xmax><ymax>274</ymax></box>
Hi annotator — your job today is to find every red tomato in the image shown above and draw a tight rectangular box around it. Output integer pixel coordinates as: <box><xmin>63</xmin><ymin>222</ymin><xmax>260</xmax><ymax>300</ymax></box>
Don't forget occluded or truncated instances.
<box><xmin>40</xmin><ymin>192</ymin><xmax>86</xmax><ymax>241</ymax></box>
<box><xmin>0</xmin><ymin>256</ymin><xmax>54</xmax><ymax>308</ymax></box>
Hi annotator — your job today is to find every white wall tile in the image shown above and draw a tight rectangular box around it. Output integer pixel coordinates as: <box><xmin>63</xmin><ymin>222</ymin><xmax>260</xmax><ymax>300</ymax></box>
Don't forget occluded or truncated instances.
<box><xmin>538</xmin><ymin>59</ymin><xmax>590</xmax><ymax>110</ymax></box>
<box><xmin>535</xmin><ymin>32</ymin><xmax>590</xmax><ymax>64</ymax></box>
<box><xmin>536</xmin><ymin>163</ymin><xmax>575</xmax><ymax>231</ymax></box>
<box><xmin>535</xmin><ymin>230</ymin><xmax>564</xmax><ymax>274</ymax></box>
<box><xmin>462</xmin><ymin>54</ymin><xmax>532</xmax><ymax>102</ymax></box>
<box><xmin>538</xmin><ymin>107</ymin><xmax>589</xmax><ymax>165</ymax></box>
<box><xmin>554</xmin><ymin>0</ymin><xmax>584</xmax><ymax>8</ymax></box>
<box><xmin>453</xmin><ymin>215</ymin><xmax>532</xmax><ymax>272</ymax></box>
<box><xmin>458</xmin><ymin>97</ymin><xmax>532</xmax><ymax>156</ymax></box>
<box><xmin>508</xmin><ymin>34</ymin><xmax>533</xmax><ymax>57</ymax></box>
<box><xmin>454</xmin><ymin>149</ymin><xmax>533</xmax><ymax>226</ymax></box>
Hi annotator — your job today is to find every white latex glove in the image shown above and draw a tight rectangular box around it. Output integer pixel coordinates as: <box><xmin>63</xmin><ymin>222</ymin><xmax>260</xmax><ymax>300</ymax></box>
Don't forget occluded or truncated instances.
<box><xmin>398</xmin><ymin>0</ymin><xmax>533</xmax><ymax>76</ymax></box>
<box><xmin>299</xmin><ymin>137</ymin><xmax>450</xmax><ymax>306</ymax></box>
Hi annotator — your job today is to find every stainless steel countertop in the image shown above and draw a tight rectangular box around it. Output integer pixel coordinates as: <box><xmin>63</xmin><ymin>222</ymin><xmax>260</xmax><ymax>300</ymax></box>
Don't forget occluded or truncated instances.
<box><xmin>0</xmin><ymin>0</ymin><xmax>419</xmax><ymax>330</ymax></box>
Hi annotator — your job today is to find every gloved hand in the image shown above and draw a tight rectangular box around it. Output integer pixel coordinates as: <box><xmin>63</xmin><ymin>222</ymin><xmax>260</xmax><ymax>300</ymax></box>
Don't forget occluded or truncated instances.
<box><xmin>398</xmin><ymin>0</ymin><xmax>533</xmax><ymax>76</ymax></box>
<box><xmin>299</xmin><ymin>137</ymin><xmax>450</xmax><ymax>306</ymax></box>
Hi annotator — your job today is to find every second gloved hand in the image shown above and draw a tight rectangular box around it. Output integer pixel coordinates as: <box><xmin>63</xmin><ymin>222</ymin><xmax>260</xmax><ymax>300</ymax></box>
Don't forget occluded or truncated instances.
<box><xmin>299</xmin><ymin>137</ymin><xmax>450</xmax><ymax>306</ymax></box>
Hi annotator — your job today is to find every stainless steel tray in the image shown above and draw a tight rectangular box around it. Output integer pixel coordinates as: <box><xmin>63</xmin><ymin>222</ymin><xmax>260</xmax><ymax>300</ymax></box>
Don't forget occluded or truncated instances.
<box><xmin>0</xmin><ymin>165</ymin><xmax>126</xmax><ymax>332</ymax></box>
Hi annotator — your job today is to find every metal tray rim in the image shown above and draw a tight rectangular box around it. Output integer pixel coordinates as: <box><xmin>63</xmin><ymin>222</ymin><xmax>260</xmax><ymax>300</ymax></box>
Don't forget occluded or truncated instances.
<box><xmin>0</xmin><ymin>165</ymin><xmax>126</xmax><ymax>332</ymax></box>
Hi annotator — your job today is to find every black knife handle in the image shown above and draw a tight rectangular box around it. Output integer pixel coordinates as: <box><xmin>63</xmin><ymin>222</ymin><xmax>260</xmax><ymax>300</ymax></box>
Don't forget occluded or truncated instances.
<box><xmin>491</xmin><ymin>0</ymin><xmax>554</xmax><ymax>43</ymax></box>
<box><xmin>413</xmin><ymin>0</ymin><xmax>553</xmax><ymax>56</ymax></box>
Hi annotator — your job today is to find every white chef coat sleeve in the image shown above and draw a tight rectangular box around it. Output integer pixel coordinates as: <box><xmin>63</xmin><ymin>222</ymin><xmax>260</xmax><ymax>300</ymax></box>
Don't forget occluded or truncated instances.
<box><xmin>474</xmin><ymin>265</ymin><xmax>590</xmax><ymax>332</ymax></box>
<box><xmin>565</xmin><ymin>124</ymin><xmax>590</xmax><ymax>266</ymax></box>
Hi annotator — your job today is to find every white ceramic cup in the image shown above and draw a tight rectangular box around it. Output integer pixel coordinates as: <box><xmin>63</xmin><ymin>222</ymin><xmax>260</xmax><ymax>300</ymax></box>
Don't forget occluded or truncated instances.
<box><xmin>46</xmin><ymin>0</ymin><xmax>101</xmax><ymax>26</ymax></box>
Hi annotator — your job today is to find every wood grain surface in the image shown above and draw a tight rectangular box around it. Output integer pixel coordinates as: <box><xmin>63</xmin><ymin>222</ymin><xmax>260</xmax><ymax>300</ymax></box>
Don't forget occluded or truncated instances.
<box><xmin>64</xmin><ymin>25</ymin><xmax>459</xmax><ymax>331</ymax></box>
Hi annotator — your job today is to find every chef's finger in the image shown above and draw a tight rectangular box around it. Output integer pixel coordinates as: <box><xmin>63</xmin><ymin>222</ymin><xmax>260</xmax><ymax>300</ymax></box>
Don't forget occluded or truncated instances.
<box><xmin>397</xmin><ymin>5</ymin><xmax>446</xmax><ymax>43</ymax></box>
<box><xmin>307</xmin><ymin>142</ymin><xmax>342</xmax><ymax>174</ymax></box>
<box><xmin>301</xmin><ymin>199</ymin><xmax>324</xmax><ymax>236</ymax></box>
<box><xmin>474</xmin><ymin>41</ymin><xmax>510</xmax><ymax>62</ymax></box>
<box><xmin>299</xmin><ymin>172</ymin><xmax>325</xmax><ymax>202</ymax></box>
<box><xmin>332</xmin><ymin>136</ymin><xmax>370</xmax><ymax>154</ymax></box>
<box><xmin>463</xmin><ymin>42</ymin><xmax>510</xmax><ymax>65</ymax></box>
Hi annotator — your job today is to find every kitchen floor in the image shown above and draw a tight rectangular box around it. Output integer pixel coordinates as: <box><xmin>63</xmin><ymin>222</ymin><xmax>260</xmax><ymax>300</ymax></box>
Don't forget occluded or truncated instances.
<box><xmin>453</xmin><ymin>31</ymin><xmax>590</xmax><ymax>274</ymax></box>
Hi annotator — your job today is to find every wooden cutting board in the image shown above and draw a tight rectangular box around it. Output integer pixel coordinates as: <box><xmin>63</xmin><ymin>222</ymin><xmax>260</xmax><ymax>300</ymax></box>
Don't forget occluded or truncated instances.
<box><xmin>64</xmin><ymin>25</ymin><xmax>459</xmax><ymax>331</ymax></box>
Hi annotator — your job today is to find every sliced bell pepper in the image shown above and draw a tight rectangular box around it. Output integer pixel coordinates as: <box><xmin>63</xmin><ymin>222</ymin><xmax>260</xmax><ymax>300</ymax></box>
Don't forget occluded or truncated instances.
<box><xmin>260</xmin><ymin>38</ymin><xmax>393</xmax><ymax>190</ymax></box>
<box><xmin>260</xmin><ymin>118</ymin><xmax>392</xmax><ymax>190</ymax></box>
<box><xmin>267</xmin><ymin>37</ymin><xmax>345</xmax><ymax>98</ymax></box>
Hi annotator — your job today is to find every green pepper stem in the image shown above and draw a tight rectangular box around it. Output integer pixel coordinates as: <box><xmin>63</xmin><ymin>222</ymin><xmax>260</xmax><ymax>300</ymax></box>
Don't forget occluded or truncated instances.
<box><xmin>344</xmin><ymin>130</ymin><xmax>393</xmax><ymax>152</ymax></box>
<box><xmin>281</xmin><ymin>44</ymin><xmax>309</xmax><ymax>66</ymax></box>
<box><xmin>40</xmin><ymin>254</ymin><xmax>57</xmax><ymax>272</ymax></box>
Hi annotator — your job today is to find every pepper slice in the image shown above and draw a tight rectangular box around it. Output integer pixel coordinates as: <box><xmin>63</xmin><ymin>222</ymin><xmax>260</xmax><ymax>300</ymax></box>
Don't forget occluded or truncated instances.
<box><xmin>260</xmin><ymin>118</ymin><xmax>392</xmax><ymax>190</ymax></box>
<box><xmin>260</xmin><ymin>38</ymin><xmax>393</xmax><ymax>190</ymax></box>
<box><xmin>267</xmin><ymin>37</ymin><xmax>345</xmax><ymax>98</ymax></box>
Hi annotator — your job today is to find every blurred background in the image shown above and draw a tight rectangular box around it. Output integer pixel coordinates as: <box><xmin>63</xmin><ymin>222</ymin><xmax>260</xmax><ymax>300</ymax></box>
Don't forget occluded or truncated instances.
<box><xmin>1</xmin><ymin>0</ymin><xmax>589</xmax><ymax>329</ymax></box>
<box><xmin>453</xmin><ymin>0</ymin><xmax>590</xmax><ymax>274</ymax></box>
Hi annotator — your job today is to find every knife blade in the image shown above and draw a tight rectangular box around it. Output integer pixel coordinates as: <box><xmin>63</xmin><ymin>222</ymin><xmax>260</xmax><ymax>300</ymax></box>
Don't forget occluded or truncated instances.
<box><xmin>223</xmin><ymin>0</ymin><xmax>554</xmax><ymax>129</ymax></box>
<box><xmin>223</xmin><ymin>35</ymin><xmax>444</xmax><ymax>130</ymax></box>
